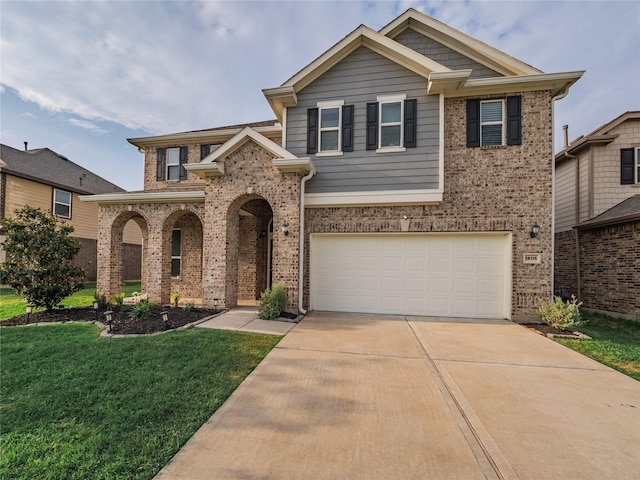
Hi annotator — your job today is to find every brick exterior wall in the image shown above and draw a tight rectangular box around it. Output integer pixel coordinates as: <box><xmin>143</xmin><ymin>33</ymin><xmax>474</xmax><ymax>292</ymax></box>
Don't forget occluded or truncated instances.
<box><xmin>75</xmin><ymin>237</ymin><xmax>140</xmax><ymax>282</ymax></box>
<box><xmin>238</xmin><ymin>215</ymin><xmax>259</xmax><ymax>300</ymax></box>
<box><xmin>578</xmin><ymin>220</ymin><xmax>640</xmax><ymax>316</ymax></box>
<box><xmin>554</xmin><ymin>230</ymin><xmax>577</xmax><ymax>297</ymax></box>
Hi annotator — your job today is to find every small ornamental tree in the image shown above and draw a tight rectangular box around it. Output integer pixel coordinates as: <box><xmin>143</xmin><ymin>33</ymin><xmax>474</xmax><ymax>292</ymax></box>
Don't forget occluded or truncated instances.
<box><xmin>0</xmin><ymin>206</ymin><xmax>85</xmax><ymax>310</ymax></box>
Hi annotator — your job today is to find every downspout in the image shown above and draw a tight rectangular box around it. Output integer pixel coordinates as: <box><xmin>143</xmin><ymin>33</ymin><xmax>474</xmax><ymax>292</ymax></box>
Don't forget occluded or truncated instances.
<box><xmin>551</xmin><ymin>88</ymin><xmax>570</xmax><ymax>299</ymax></box>
<box><xmin>562</xmin><ymin>123</ymin><xmax>581</xmax><ymax>300</ymax></box>
<box><xmin>298</xmin><ymin>162</ymin><xmax>316</xmax><ymax>314</ymax></box>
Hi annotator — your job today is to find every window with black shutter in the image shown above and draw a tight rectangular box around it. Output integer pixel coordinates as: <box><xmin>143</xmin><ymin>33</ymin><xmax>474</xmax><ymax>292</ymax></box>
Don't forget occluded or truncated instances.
<box><xmin>620</xmin><ymin>148</ymin><xmax>635</xmax><ymax>184</ymax></box>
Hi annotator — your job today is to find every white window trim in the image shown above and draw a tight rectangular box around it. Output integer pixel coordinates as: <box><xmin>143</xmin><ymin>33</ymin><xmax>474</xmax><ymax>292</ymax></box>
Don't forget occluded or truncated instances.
<box><xmin>171</xmin><ymin>228</ymin><xmax>181</xmax><ymax>278</ymax></box>
<box><xmin>166</xmin><ymin>147</ymin><xmax>181</xmax><ymax>182</ymax></box>
<box><xmin>317</xmin><ymin>100</ymin><xmax>344</xmax><ymax>156</ymax></box>
<box><xmin>635</xmin><ymin>147</ymin><xmax>640</xmax><ymax>184</ymax></box>
<box><xmin>376</xmin><ymin>94</ymin><xmax>406</xmax><ymax>153</ymax></box>
<box><xmin>480</xmin><ymin>99</ymin><xmax>505</xmax><ymax>146</ymax></box>
<box><xmin>53</xmin><ymin>188</ymin><xmax>72</xmax><ymax>219</ymax></box>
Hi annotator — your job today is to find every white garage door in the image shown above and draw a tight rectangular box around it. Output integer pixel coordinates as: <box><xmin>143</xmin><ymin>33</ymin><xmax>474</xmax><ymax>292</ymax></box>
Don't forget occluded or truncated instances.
<box><xmin>310</xmin><ymin>233</ymin><xmax>511</xmax><ymax>319</ymax></box>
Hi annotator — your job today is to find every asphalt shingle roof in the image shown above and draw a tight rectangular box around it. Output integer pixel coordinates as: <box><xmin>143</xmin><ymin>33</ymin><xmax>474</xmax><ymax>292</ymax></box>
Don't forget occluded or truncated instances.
<box><xmin>577</xmin><ymin>194</ymin><xmax>640</xmax><ymax>229</ymax></box>
<box><xmin>0</xmin><ymin>144</ymin><xmax>125</xmax><ymax>195</ymax></box>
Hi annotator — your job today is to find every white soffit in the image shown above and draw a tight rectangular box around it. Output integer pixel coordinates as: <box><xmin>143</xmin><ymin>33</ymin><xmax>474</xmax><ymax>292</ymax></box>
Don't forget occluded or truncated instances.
<box><xmin>79</xmin><ymin>191</ymin><xmax>205</xmax><ymax>204</ymax></box>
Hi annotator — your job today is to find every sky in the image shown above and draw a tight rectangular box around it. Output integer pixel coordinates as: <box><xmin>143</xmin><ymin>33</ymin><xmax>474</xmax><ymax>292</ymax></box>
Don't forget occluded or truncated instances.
<box><xmin>1</xmin><ymin>0</ymin><xmax>639</xmax><ymax>191</ymax></box>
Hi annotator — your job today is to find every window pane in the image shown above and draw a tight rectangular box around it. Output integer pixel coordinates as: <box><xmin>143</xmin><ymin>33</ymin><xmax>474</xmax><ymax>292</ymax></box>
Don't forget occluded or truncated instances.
<box><xmin>320</xmin><ymin>108</ymin><xmax>339</xmax><ymax>128</ymax></box>
<box><xmin>381</xmin><ymin>102</ymin><xmax>401</xmax><ymax>123</ymax></box>
<box><xmin>482</xmin><ymin>125</ymin><xmax>502</xmax><ymax>145</ymax></box>
<box><xmin>55</xmin><ymin>189</ymin><xmax>70</xmax><ymax>204</ymax></box>
<box><xmin>381</xmin><ymin>125</ymin><xmax>401</xmax><ymax>147</ymax></box>
<box><xmin>320</xmin><ymin>131</ymin><xmax>339</xmax><ymax>151</ymax></box>
<box><xmin>171</xmin><ymin>259</ymin><xmax>181</xmax><ymax>277</ymax></box>
<box><xmin>171</xmin><ymin>230</ymin><xmax>181</xmax><ymax>257</ymax></box>
<box><xmin>481</xmin><ymin>101</ymin><xmax>502</xmax><ymax>122</ymax></box>
<box><xmin>54</xmin><ymin>203</ymin><xmax>70</xmax><ymax>218</ymax></box>
<box><xmin>167</xmin><ymin>165</ymin><xmax>180</xmax><ymax>180</ymax></box>
<box><xmin>167</xmin><ymin>148</ymin><xmax>180</xmax><ymax>165</ymax></box>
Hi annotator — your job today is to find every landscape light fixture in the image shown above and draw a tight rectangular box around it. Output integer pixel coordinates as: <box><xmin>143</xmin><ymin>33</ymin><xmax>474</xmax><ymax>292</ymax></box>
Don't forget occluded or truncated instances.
<box><xmin>214</xmin><ymin>298</ymin><xmax>219</xmax><ymax>313</ymax></box>
<box><xmin>93</xmin><ymin>300</ymin><xmax>99</xmax><ymax>321</ymax></box>
<box><xmin>26</xmin><ymin>305</ymin><xmax>33</xmax><ymax>323</ymax></box>
<box><xmin>104</xmin><ymin>311</ymin><xmax>114</xmax><ymax>333</ymax></box>
<box><xmin>530</xmin><ymin>223</ymin><xmax>540</xmax><ymax>238</ymax></box>
<box><xmin>161</xmin><ymin>311</ymin><xmax>169</xmax><ymax>330</ymax></box>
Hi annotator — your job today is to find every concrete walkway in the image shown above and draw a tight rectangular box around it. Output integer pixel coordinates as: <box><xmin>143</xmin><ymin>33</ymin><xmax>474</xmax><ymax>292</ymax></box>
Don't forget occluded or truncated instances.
<box><xmin>196</xmin><ymin>306</ymin><xmax>297</xmax><ymax>335</ymax></box>
<box><xmin>157</xmin><ymin>312</ymin><xmax>640</xmax><ymax>480</ymax></box>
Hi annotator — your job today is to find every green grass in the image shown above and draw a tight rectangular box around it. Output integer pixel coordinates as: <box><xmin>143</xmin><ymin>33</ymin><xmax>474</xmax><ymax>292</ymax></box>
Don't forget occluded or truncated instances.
<box><xmin>555</xmin><ymin>311</ymin><xmax>640</xmax><ymax>381</ymax></box>
<box><xmin>0</xmin><ymin>323</ymin><xmax>281</xmax><ymax>479</ymax></box>
<box><xmin>0</xmin><ymin>282</ymin><xmax>141</xmax><ymax>321</ymax></box>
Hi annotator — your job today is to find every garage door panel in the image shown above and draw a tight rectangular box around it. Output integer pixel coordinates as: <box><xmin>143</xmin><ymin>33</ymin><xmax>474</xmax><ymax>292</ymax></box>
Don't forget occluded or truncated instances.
<box><xmin>311</xmin><ymin>234</ymin><xmax>509</xmax><ymax>319</ymax></box>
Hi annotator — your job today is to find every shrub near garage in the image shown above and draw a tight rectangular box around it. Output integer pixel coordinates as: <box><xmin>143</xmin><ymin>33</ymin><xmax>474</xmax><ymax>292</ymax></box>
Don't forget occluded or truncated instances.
<box><xmin>258</xmin><ymin>284</ymin><xmax>288</xmax><ymax>320</ymax></box>
<box><xmin>538</xmin><ymin>295</ymin><xmax>583</xmax><ymax>330</ymax></box>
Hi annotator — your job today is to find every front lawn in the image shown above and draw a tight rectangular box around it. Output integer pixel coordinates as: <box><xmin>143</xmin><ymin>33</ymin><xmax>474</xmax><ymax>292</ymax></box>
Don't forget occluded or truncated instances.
<box><xmin>555</xmin><ymin>311</ymin><xmax>640</xmax><ymax>381</ymax></box>
<box><xmin>0</xmin><ymin>282</ymin><xmax>141</xmax><ymax>321</ymax></box>
<box><xmin>0</xmin><ymin>323</ymin><xmax>281</xmax><ymax>479</ymax></box>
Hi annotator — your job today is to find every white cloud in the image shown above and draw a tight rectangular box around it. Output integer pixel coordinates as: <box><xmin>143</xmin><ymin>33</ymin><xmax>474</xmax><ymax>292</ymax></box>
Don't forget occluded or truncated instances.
<box><xmin>1</xmin><ymin>0</ymin><xmax>638</xmax><ymax>150</ymax></box>
<box><xmin>67</xmin><ymin>118</ymin><xmax>108</xmax><ymax>135</ymax></box>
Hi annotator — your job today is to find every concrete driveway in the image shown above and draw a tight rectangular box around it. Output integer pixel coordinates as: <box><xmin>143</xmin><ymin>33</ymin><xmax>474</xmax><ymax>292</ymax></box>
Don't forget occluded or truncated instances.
<box><xmin>156</xmin><ymin>312</ymin><xmax>640</xmax><ymax>480</ymax></box>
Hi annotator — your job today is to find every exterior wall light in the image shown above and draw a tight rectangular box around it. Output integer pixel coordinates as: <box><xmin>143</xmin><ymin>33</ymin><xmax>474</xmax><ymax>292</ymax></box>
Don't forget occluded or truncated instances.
<box><xmin>530</xmin><ymin>223</ymin><xmax>540</xmax><ymax>238</ymax></box>
<box><xmin>282</xmin><ymin>222</ymin><xmax>289</xmax><ymax>237</ymax></box>
<box><xmin>104</xmin><ymin>311</ymin><xmax>114</xmax><ymax>332</ymax></box>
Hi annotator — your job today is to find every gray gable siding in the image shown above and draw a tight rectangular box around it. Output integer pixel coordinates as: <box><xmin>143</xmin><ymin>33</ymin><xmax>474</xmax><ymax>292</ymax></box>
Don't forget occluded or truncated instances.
<box><xmin>287</xmin><ymin>47</ymin><xmax>440</xmax><ymax>194</ymax></box>
<box><xmin>395</xmin><ymin>28</ymin><xmax>502</xmax><ymax>79</ymax></box>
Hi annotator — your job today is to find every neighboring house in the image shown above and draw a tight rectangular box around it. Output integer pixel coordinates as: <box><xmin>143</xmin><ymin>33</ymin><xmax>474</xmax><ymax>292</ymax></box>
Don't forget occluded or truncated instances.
<box><xmin>81</xmin><ymin>9</ymin><xmax>582</xmax><ymax>321</ymax></box>
<box><xmin>554</xmin><ymin>111</ymin><xmax>640</xmax><ymax>317</ymax></box>
<box><xmin>0</xmin><ymin>144</ymin><xmax>142</xmax><ymax>281</ymax></box>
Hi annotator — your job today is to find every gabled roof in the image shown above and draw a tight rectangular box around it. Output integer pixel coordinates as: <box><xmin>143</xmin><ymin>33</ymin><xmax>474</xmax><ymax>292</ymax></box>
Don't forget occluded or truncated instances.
<box><xmin>0</xmin><ymin>144</ymin><xmax>124</xmax><ymax>195</ymax></box>
<box><xmin>263</xmin><ymin>8</ymin><xmax>583</xmax><ymax>121</ymax></box>
<box><xmin>379</xmin><ymin>8</ymin><xmax>542</xmax><ymax>77</ymax></box>
<box><xmin>556</xmin><ymin>111</ymin><xmax>640</xmax><ymax>163</ymax></box>
<box><xmin>576</xmin><ymin>194</ymin><xmax>640</xmax><ymax>230</ymax></box>
<box><xmin>184</xmin><ymin>127</ymin><xmax>313</xmax><ymax>178</ymax></box>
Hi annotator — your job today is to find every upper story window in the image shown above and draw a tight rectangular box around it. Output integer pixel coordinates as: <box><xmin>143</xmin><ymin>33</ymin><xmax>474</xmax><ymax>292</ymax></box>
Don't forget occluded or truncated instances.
<box><xmin>53</xmin><ymin>189</ymin><xmax>71</xmax><ymax>219</ymax></box>
<box><xmin>366</xmin><ymin>94</ymin><xmax>417</xmax><ymax>152</ymax></box>
<box><xmin>480</xmin><ymin>100</ymin><xmax>504</xmax><ymax>146</ymax></box>
<box><xmin>200</xmin><ymin>144</ymin><xmax>221</xmax><ymax>159</ymax></box>
<box><xmin>467</xmin><ymin>96</ymin><xmax>521</xmax><ymax>147</ymax></box>
<box><xmin>166</xmin><ymin>148</ymin><xmax>181</xmax><ymax>181</ymax></box>
<box><xmin>156</xmin><ymin>147</ymin><xmax>187</xmax><ymax>181</ymax></box>
<box><xmin>307</xmin><ymin>101</ymin><xmax>353</xmax><ymax>155</ymax></box>
<box><xmin>620</xmin><ymin>147</ymin><xmax>640</xmax><ymax>184</ymax></box>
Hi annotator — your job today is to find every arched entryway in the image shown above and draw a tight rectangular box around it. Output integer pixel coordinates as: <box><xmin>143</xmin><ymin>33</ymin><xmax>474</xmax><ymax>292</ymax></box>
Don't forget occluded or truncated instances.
<box><xmin>225</xmin><ymin>195</ymin><xmax>273</xmax><ymax>306</ymax></box>
<box><xmin>161</xmin><ymin>209</ymin><xmax>204</xmax><ymax>305</ymax></box>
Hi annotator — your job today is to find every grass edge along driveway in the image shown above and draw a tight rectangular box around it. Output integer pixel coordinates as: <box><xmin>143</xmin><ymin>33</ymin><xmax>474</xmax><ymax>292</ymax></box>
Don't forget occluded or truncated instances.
<box><xmin>0</xmin><ymin>323</ymin><xmax>281</xmax><ymax>480</ymax></box>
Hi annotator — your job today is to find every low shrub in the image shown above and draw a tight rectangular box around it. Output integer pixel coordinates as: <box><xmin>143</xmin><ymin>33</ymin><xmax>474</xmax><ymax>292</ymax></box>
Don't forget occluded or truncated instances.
<box><xmin>128</xmin><ymin>298</ymin><xmax>153</xmax><ymax>320</ymax></box>
<box><xmin>538</xmin><ymin>295</ymin><xmax>583</xmax><ymax>330</ymax></box>
<box><xmin>94</xmin><ymin>291</ymin><xmax>111</xmax><ymax>309</ymax></box>
<box><xmin>111</xmin><ymin>292</ymin><xmax>125</xmax><ymax>306</ymax></box>
<box><xmin>258</xmin><ymin>284</ymin><xmax>288</xmax><ymax>320</ymax></box>
<box><xmin>183</xmin><ymin>302</ymin><xmax>196</xmax><ymax>312</ymax></box>
<box><xmin>171</xmin><ymin>292</ymin><xmax>182</xmax><ymax>308</ymax></box>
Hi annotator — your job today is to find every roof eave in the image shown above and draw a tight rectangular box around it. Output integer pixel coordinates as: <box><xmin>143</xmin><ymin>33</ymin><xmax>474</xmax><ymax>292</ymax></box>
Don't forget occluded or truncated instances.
<box><xmin>79</xmin><ymin>191</ymin><xmax>206</xmax><ymax>204</ymax></box>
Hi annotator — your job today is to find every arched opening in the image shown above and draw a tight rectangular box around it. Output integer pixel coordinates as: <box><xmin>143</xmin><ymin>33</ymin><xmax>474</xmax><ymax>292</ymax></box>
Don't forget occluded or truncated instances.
<box><xmin>108</xmin><ymin>211</ymin><xmax>148</xmax><ymax>296</ymax></box>
<box><xmin>161</xmin><ymin>209</ymin><xmax>204</xmax><ymax>305</ymax></box>
<box><xmin>226</xmin><ymin>196</ymin><xmax>273</xmax><ymax>307</ymax></box>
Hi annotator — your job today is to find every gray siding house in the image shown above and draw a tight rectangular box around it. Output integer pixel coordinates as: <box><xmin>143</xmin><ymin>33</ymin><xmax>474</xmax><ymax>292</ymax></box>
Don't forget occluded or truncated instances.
<box><xmin>82</xmin><ymin>9</ymin><xmax>582</xmax><ymax>321</ymax></box>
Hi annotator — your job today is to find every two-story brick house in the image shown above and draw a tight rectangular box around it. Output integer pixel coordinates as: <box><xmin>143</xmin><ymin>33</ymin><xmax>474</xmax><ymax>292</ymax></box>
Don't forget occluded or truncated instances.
<box><xmin>82</xmin><ymin>9</ymin><xmax>582</xmax><ymax>321</ymax></box>
<box><xmin>554</xmin><ymin>111</ymin><xmax>640</xmax><ymax>317</ymax></box>
<box><xmin>0</xmin><ymin>143</ymin><xmax>142</xmax><ymax>281</ymax></box>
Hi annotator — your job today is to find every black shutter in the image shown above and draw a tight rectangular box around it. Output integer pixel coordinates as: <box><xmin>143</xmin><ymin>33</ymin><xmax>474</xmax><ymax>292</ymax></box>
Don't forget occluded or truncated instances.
<box><xmin>307</xmin><ymin>108</ymin><xmax>318</xmax><ymax>154</ymax></box>
<box><xmin>466</xmin><ymin>99</ymin><xmax>480</xmax><ymax>147</ymax></box>
<box><xmin>200</xmin><ymin>144</ymin><xmax>210</xmax><ymax>160</ymax></box>
<box><xmin>621</xmin><ymin>148</ymin><xmax>635</xmax><ymax>185</ymax></box>
<box><xmin>342</xmin><ymin>105</ymin><xmax>354</xmax><ymax>152</ymax></box>
<box><xmin>404</xmin><ymin>99</ymin><xmax>417</xmax><ymax>148</ymax></box>
<box><xmin>156</xmin><ymin>148</ymin><xmax>166</xmax><ymax>181</ymax></box>
<box><xmin>179</xmin><ymin>146</ymin><xmax>188</xmax><ymax>180</ymax></box>
<box><xmin>366</xmin><ymin>102</ymin><xmax>378</xmax><ymax>150</ymax></box>
<box><xmin>506</xmin><ymin>95</ymin><xmax>522</xmax><ymax>145</ymax></box>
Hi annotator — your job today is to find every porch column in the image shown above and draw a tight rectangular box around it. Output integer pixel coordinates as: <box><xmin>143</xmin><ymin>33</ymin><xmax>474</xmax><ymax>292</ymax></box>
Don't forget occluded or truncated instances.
<box><xmin>202</xmin><ymin>202</ymin><xmax>228</xmax><ymax>308</ymax></box>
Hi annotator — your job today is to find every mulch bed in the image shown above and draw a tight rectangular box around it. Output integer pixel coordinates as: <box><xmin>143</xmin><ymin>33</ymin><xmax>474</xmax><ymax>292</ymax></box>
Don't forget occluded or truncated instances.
<box><xmin>522</xmin><ymin>322</ymin><xmax>584</xmax><ymax>338</ymax></box>
<box><xmin>2</xmin><ymin>305</ymin><xmax>220</xmax><ymax>335</ymax></box>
